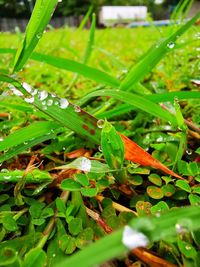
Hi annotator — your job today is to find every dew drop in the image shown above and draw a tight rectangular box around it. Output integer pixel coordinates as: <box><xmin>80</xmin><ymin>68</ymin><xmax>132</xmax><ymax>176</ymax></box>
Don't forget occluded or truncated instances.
<box><xmin>175</xmin><ymin>223</ymin><xmax>187</xmax><ymax>234</ymax></box>
<box><xmin>52</xmin><ymin>253</ymin><xmax>56</xmax><ymax>257</ymax></box>
<box><xmin>167</xmin><ymin>42</ymin><xmax>175</xmax><ymax>49</ymax></box>
<box><xmin>185</xmin><ymin>245</ymin><xmax>191</xmax><ymax>250</ymax></box>
<box><xmin>97</xmin><ymin>119</ymin><xmax>105</xmax><ymax>128</ymax></box>
<box><xmin>39</xmin><ymin>90</ymin><xmax>48</xmax><ymax>101</ymax></box>
<box><xmin>4</xmin><ymin>176</ymin><xmax>11</xmax><ymax>180</ymax></box>
<box><xmin>0</xmin><ymin>137</ymin><xmax>4</xmax><ymax>142</ymax></box>
<box><xmin>24</xmin><ymin>141</ymin><xmax>28</xmax><ymax>145</ymax></box>
<box><xmin>42</xmin><ymin>101</ymin><xmax>46</xmax><ymax>106</ymax></box>
<box><xmin>31</xmin><ymin>89</ymin><xmax>38</xmax><ymax>96</ymax></box>
<box><xmin>122</xmin><ymin>225</ymin><xmax>149</xmax><ymax>249</ymax></box>
<box><xmin>79</xmin><ymin>157</ymin><xmax>91</xmax><ymax>172</ymax></box>
<box><xmin>59</xmin><ymin>98</ymin><xmax>69</xmax><ymax>109</ymax></box>
<box><xmin>10</xmin><ymin>85</ymin><xmax>23</xmax><ymax>96</ymax></box>
<box><xmin>24</xmin><ymin>97</ymin><xmax>34</xmax><ymax>103</ymax></box>
<box><xmin>1</xmin><ymin>168</ymin><xmax>9</xmax><ymax>173</ymax></box>
<box><xmin>55</xmin><ymin>101</ymin><xmax>59</xmax><ymax>105</ymax></box>
<box><xmin>186</xmin><ymin>149</ymin><xmax>192</xmax><ymax>155</ymax></box>
<box><xmin>98</xmin><ymin>145</ymin><xmax>102</xmax><ymax>152</ymax></box>
<box><xmin>22</xmin><ymin>82</ymin><xmax>32</xmax><ymax>93</ymax></box>
<box><xmin>47</xmin><ymin>99</ymin><xmax>53</xmax><ymax>106</ymax></box>
<box><xmin>51</xmin><ymin>93</ymin><xmax>56</xmax><ymax>98</ymax></box>
<box><xmin>74</xmin><ymin>105</ymin><xmax>81</xmax><ymax>112</ymax></box>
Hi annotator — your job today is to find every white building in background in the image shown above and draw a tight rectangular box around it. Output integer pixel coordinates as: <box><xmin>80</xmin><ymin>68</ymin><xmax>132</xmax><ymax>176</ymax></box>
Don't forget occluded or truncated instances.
<box><xmin>99</xmin><ymin>6</ymin><xmax>147</xmax><ymax>26</ymax></box>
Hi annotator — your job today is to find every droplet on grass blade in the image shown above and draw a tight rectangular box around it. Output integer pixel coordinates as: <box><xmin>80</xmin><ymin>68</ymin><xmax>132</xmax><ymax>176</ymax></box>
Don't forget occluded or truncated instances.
<box><xmin>47</xmin><ymin>99</ymin><xmax>53</xmax><ymax>106</ymax></box>
<box><xmin>4</xmin><ymin>176</ymin><xmax>11</xmax><ymax>180</ymax></box>
<box><xmin>97</xmin><ymin>119</ymin><xmax>105</xmax><ymax>128</ymax></box>
<box><xmin>59</xmin><ymin>98</ymin><xmax>69</xmax><ymax>109</ymax></box>
<box><xmin>122</xmin><ymin>225</ymin><xmax>149</xmax><ymax>249</ymax></box>
<box><xmin>39</xmin><ymin>90</ymin><xmax>48</xmax><ymax>101</ymax></box>
<box><xmin>0</xmin><ymin>137</ymin><xmax>4</xmax><ymax>142</ymax></box>
<box><xmin>31</xmin><ymin>89</ymin><xmax>38</xmax><ymax>96</ymax></box>
<box><xmin>9</xmin><ymin>85</ymin><xmax>24</xmax><ymax>96</ymax></box>
<box><xmin>36</xmin><ymin>32</ymin><xmax>42</xmax><ymax>39</ymax></box>
<box><xmin>167</xmin><ymin>42</ymin><xmax>175</xmax><ymax>49</ymax></box>
<box><xmin>74</xmin><ymin>105</ymin><xmax>81</xmax><ymax>113</ymax></box>
<box><xmin>175</xmin><ymin>224</ymin><xmax>188</xmax><ymax>234</ymax></box>
<box><xmin>22</xmin><ymin>82</ymin><xmax>32</xmax><ymax>93</ymax></box>
<box><xmin>24</xmin><ymin>97</ymin><xmax>34</xmax><ymax>103</ymax></box>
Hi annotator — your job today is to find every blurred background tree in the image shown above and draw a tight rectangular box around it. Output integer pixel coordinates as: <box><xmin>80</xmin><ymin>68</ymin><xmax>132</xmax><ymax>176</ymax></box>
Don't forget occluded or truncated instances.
<box><xmin>0</xmin><ymin>0</ymin><xmax>190</xmax><ymax>20</ymax></box>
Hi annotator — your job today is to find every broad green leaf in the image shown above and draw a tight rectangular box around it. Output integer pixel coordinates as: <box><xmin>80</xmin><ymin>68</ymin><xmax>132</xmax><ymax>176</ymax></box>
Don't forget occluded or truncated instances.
<box><xmin>13</xmin><ymin>0</ymin><xmax>59</xmax><ymax>72</ymax></box>
<box><xmin>74</xmin><ymin>173</ymin><xmax>89</xmax><ymax>187</ymax></box>
<box><xmin>22</xmin><ymin>248</ymin><xmax>47</xmax><ymax>267</ymax></box>
<box><xmin>75</xmin><ymin>228</ymin><xmax>94</xmax><ymax>249</ymax></box>
<box><xmin>2</xmin><ymin>214</ymin><xmax>18</xmax><ymax>232</ymax></box>
<box><xmin>162</xmin><ymin>184</ymin><xmax>176</xmax><ymax>197</ymax></box>
<box><xmin>148</xmin><ymin>174</ymin><xmax>162</xmax><ymax>186</ymax></box>
<box><xmin>150</xmin><ymin>201</ymin><xmax>169</xmax><ymax>215</ymax></box>
<box><xmin>177</xmin><ymin>239</ymin><xmax>197</xmax><ymax>259</ymax></box>
<box><xmin>81</xmin><ymin>187</ymin><xmax>98</xmax><ymax>197</ymax></box>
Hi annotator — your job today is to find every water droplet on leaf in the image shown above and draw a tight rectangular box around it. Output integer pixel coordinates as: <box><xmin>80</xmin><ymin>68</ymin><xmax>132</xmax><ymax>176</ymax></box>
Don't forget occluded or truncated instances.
<box><xmin>97</xmin><ymin>119</ymin><xmax>105</xmax><ymax>128</ymax></box>
<box><xmin>74</xmin><ymin>105</ymin><xmax>81</xmax><ymax>112</ymax></box>
<box><xmin>47</xmin><ymin>99</ymin><xmax>53</xmax><ymax>106</ymax></box>
<box><xmin>39</xmin><ymin>90</ymin><xmax>48</xmax><ymax>101</ymax></box>
<box><xmin>24</xmin><ymin>97</ymin><xmax>34</xmax><ymax>103</ymax></box>
<box><xmin>167</xmin><ymin>42</ymin><xmax>175</xmax><ymax>49</ymax></box>
<box><xmin>59</xmin><ymin>98</ymin><xmax>69</xmax><ymax>109</ymax></box>
<box><xmin>22</xmin><ymin>82</ymin><xmax>32</xmax><ymax>93</ymax></box>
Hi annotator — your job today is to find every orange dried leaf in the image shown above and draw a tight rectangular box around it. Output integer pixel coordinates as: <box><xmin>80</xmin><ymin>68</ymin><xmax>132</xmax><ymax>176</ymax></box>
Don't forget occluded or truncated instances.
<box><xmin>120</xmin><ymin>133</ymin><xmax>182</xmax><ymax>179</ymax></box>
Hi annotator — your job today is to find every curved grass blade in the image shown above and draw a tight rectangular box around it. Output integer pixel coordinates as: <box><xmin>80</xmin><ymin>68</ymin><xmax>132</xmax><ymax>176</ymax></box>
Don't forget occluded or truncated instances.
<box><xmin>0</xmin><ymin>48</ymin><xmax>120</xmax><ymax>88</ymax></box>
<box><xmin>120</xmin><ymin>13</ymin><xmax>200</xmax><ymax>91</ymax></box>
<box><xmin>13</xmin><ymin>0</ymin><xmax>58</xmax><ymax>72</ymax></box>
<box><xmin>90</xmin><ymin>91</ymin><xmax>200</xmax><ymax>119</ymax></box>
<box><xmin>78</xmin><ymin>5</ymin><xmax>94</xmax><ymax>30</ymax></box>
<box><xmin>81</xmin><ymin>89</ymin><xmax>177</xmax><ymax>126</ymax></box>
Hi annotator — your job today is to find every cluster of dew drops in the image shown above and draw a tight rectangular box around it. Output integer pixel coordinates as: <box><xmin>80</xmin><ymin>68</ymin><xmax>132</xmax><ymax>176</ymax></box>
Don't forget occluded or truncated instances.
<box><xmin>9</xmin><ymin>82</ymin><xmax>82</xmax><ymax>113</ymax></box>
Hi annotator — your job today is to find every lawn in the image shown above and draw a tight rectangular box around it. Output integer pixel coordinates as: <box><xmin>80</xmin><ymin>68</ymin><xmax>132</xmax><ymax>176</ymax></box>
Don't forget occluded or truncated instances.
<box><xmin>0</xmin><ymin>3</ymin><xmax>200</xmax><ymax>267</ymax></box>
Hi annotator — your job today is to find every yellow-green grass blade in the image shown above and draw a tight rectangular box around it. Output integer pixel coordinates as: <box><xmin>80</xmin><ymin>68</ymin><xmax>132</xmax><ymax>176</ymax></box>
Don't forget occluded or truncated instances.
<box><xmin>13</xmin><ymin>0</ymin><xmax>58</xmax><ymax>72</ymax></box>
<box><xmin>120</xmin><ymin>13</ymin><xmax>200</xmax><ymax>92</ymax></box>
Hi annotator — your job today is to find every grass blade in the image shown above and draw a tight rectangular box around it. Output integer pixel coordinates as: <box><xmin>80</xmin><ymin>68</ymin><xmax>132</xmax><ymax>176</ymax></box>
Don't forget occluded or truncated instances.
<box><xmin>13</xmin><ymin>0</ymin><xmax>58</xmax><ymax>72</ymax></box>
<box><xmin>78</xmin><ymin>5</ymin><xmax>94</xmax><ymax>30</ymax></box>
<box><xmin>81</xmin><ymin>89</ymin><xmax>178</xmax><ymax>126</ymax></box>
<box><xmin>120</xmin><ymin>13</ymin><xmax>200</xmax><ymax>91</ymax></box>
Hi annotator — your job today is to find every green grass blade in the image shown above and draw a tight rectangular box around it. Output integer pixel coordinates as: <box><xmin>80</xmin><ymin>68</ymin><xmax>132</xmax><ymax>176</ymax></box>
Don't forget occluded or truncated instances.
<box><xmin>13</xmin><ymin>0</ymin><xmax>58</xmax><ymax>72</ymax></box>
<box><xmin>31</xmin><ymin>52</ymin><xmax>120</xmax><ymax>88</ymax></box>
<box><xmin>82</xmin><ymin>89</ymin><xmax>178</xmax><ymax>125</ymax></box>
<box><xmin>67</xmin><ymin>13</ymin><xmax>96</xmax><ymax>91</ymax></box>
<box><xmin>0</xmin><ymin>169</ymin><xmax>52</xmax><ymax>183</ymax></box>
<box><xmin>0</xmin><ymin>49</ymin><xmax>119</xmax><ymax>88</ymax></box>
<box><xmin>84</xmin><ymin>90</ymin><xmax>200</xmax><ymax>119</ymax></box>
<box><xmin>0</xmin><ymin>75</ymin><xmax>101</xmax><ymax>146</ymax></box>
<box><xmin>120</xmin><ymin>13</ymin><xmax>200</xmax><ymax>91</ymax></box>
<box><xmin>0</xmin><ymin>121</ymin><xmax>62</xmax><ymax>152</ymax></box>
<box><xmin>78</xmin><ymin>5</ymin><xmax>94</xmax><ymax>30</ymax></box>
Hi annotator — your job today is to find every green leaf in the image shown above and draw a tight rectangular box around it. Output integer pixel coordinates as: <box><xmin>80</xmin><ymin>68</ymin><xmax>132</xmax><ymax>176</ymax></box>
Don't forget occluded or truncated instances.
<box><xmin>136</xmin><ymin>201</ymin><xmax>152</xmax><ymax>216</ymax></box>
<box><xmin>147</xmin><ymin>186</ymin><xmax>164</xmax><ymax>199</ymax></box>
<box><xmin>22</xmin><ymin>248</ymin><xmax>47</xmax><ymax>267</ymax></box>
<box><xmin>162</xmin><ymin>184</ymin><xmax>176</xmax><ymax>197</ymax></box>
<box><xmin>75</xmin><ymin>228</ymin><xmax>94</xmax><ymax>249</ymax></box>
<box><xmin>101</xmin><ymin>121</ymin><xmax>124</xmax><ymax>169</ymax></box>
<box><xmin>2</xmin><ymin>214</ymin><xmax>18</xmax><ymax>232</ymax></box>
<box><xmin>81</xmin><ymin>187</ymin><xmax>98</xmax><ymax>197</ymax></box>
<box><xmin>129</xmin><ymin>175</ymin><xmax>143</xmax><ymax>186</ymax></box>
<box><xmin>177</xmin><ymin>239</ymin><xmax>197</xmax><ymax>259</ymax></box>
<box><xmin>0</xmin><ymin>247</ymin><xmax>17</xmax><ymax>266</ymax></box>
<box><xmin>13</xmin><ymin>0</ymin><xmax>59</xmax><ymax>72</ymax></box>
<box><xmin>148</xmin><ymin>174</ymin><xmax>162</xmax><ymax>186</ymax></box>
<box><xmin>150</xmin><ymin>201</ymin><xmax>169</xmax><ymax>215</ymax></box>
<box><xmin>176</xmin><ymin>180</ymin><xmax>191</xmax><ymax>193</ymax></box>
<box><xmin>75</xmin><ymin>173</ymin><xmax>89</xmax><ymax>187</ymax></box>
<box><xmin>58</xmin><ymin>235</ymin><xmax>76</xmax><ymax>255</ymax></box>
<box><xmin>189</xmin><ymin>194</ymin><xmax>200</xmax><ymax>205</ymax></box>
<box><xmin>61</xmin><ymin>179</ymin><xmax>81</xmax><ymax>191</ymax></box>
<box><xmin>68</xmin><ymin>218</ymin><xmax>83</xmax><ymax>236</ymax></box>
<box><xmin>56</xmin><ymin>198</ymin><xmax>66</xmax><ymax>214</ymax></box>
